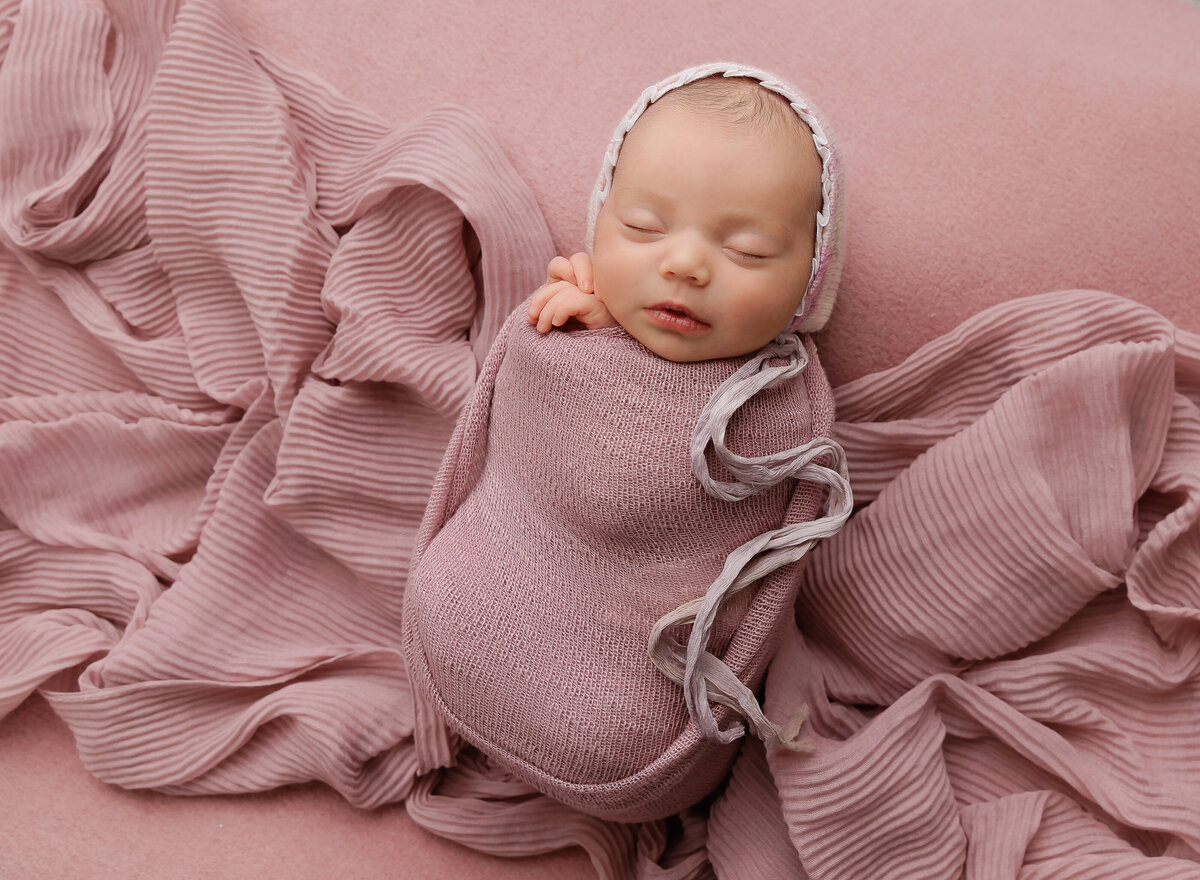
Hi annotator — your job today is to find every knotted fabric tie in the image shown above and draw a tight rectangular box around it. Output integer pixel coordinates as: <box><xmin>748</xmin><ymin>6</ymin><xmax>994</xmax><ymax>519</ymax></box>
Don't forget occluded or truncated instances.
<box><xmin>648</xmin><ymin>333</ymin><xmax>853</xmax><ymax>750</ymax></box>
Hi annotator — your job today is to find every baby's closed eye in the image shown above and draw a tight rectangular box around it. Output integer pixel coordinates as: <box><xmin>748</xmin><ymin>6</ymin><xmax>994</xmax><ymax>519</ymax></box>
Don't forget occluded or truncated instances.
<box><xmin>725</xmin><ymin>247</ymin><xmax>768</xmax><ymax>261</ymax></box>
<box><xmin>723</xmin><ymin>232</ymin><xmax>781</xmax><ymax>262</ymax></box>
<box><xmin>619</xmin><ymin>209</ymin><xmax>664</xmax><ymax>235</ymax></box>
<box><xmin>725</xmin><ymin>243</ymin><xmax>775</xmax><ymax>263</ymax></box>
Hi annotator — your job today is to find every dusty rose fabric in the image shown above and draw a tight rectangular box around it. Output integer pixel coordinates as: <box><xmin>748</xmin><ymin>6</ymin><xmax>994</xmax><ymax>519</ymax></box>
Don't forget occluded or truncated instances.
<box><xmin>223</xmin><ymin>0</ymin><xmax>1200</xmax><ymax>392</ymax></box>
<box><xmin>0</xmin><ymin>0</ymin><xmax>791</xmax><ymax>874</ymax></box>
<box><xmin>5</xmin><ymin>0</ymin><xmax>1200</xmax><ymax>877</ymax></box>
<box><xmin>402</xmin><ymin>311</ymin><xmax>831</xmax><ymax>821</ymax></box>
<box><xmin>0</xmin><ymin>0</ymin><xmax>553</xmax><ymax>806</ymax></box>
<box><xmin>747</xmin><ymin>290</ymin><xmax>1200</xmax><ymax>878</ymax></box>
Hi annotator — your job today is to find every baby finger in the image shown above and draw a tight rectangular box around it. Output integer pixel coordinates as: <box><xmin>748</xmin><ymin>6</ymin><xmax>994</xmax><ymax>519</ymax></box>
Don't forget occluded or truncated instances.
<box><xmin>568</xmin><ymin>252</ymin><xmax>593</xmax><ymax>294</ymax></box>
<box><xmin>546</xmin><ymin>255</ymin><xmax>576</xmax><ymax>284</ymax></box>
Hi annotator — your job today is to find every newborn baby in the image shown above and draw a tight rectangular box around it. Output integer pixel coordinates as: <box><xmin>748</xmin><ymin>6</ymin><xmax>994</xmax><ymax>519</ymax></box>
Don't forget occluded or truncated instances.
<box><xmin>527</xmin><ymin>73</ymin><xmax>824</xmax><ymax>362</ymax></box>
<box><xmin>402</xmin><ymin>63</ymin><xmax>850</xmax><ymax>822</ymax></box>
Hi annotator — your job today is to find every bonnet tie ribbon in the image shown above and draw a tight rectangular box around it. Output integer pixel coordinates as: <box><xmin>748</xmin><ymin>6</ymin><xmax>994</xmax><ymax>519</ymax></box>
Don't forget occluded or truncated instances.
<box><xmin>648</xmin><ymin>333</ymin><xmax>853</xmax><ymax>750</ymax></box>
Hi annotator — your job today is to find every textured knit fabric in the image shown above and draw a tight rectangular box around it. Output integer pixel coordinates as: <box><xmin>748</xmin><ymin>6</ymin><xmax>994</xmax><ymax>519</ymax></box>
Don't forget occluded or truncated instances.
<box><xmin>5</xmin><ymin>0</ymin><xmax>1200</xmax><ymax>876</ymax></box>
<box><xmin>402</xmin><ymin>309</ymin><xmax>834</xmax><ymax>821</ymax></box>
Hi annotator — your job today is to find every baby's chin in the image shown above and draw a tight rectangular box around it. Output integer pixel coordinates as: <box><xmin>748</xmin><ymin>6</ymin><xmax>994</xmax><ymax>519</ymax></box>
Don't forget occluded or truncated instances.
<box><xmin>621</xmin><ymin>323</ymin><xmax>777</xmax><ymax>363</ymax></box>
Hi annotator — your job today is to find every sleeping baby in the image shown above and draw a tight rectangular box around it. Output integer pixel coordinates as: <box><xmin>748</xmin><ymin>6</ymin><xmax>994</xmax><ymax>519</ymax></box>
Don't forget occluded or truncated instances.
<box><xmin>527</xmin><ymin>73</ymin><xmax>822</xmax><ymax>362</ymax></box>
<box><xmin>402</xmin><ymin>62</ymin><xmax>851</xmax><ymax>822</ymax></box>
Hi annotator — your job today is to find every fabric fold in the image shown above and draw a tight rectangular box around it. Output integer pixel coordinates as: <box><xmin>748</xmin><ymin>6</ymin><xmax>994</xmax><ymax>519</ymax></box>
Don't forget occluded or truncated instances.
<box><xmin>0</xmin><ymin>0</ymin><xmax>551</xmax><ymax>814</ymax></box>
<box><xmin>4</xmin><ymin>0</ymin><xmax>1200</xmax><ymax>875</ymax></box>
<box><xmin>751</xmin><ymin>290</ymin><xmax>1200</xmax><ymax>879</ymax></box>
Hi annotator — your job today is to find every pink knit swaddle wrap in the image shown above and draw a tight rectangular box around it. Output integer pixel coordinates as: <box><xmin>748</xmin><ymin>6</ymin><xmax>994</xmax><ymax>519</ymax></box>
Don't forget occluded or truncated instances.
<box><xmin>402</xmin><ymin>309</ymin><xmax>838</xmax><ymax>820</ymax></box>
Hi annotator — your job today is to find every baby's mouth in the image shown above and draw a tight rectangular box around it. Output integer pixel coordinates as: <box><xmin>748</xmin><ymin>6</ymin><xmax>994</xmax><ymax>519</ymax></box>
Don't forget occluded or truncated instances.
<box><xmin>646</xmin><ymin>302</ymin><xmax>710</xmax><ymax>333</ymax></box>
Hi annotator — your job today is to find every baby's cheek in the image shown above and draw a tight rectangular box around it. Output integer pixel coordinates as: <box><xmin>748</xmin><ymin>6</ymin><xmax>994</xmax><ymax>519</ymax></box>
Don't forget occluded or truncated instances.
<box><xmin>751</xmin><ymin>280</ymin><xmax>805</xmax><ymax>337</ymax></box>
<box><xmin>589</xmin><ymin>227</ymin><xmax>634</xmax><ymax>297</ymax></box>
<box><xmin>589</xmin><ymin>255</ymin><xmax>614</xmax><ymax>302</ymax></box>
<box><xmin>590</xmin><ymin>264</ymin><xmax>630</xmax><ymax>323</ymax></box>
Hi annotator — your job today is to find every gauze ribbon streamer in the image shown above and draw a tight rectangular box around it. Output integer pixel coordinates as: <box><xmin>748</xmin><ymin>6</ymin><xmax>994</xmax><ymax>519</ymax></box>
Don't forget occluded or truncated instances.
<box><xmin>649</xmin><ymin>332</ymin><xmax>853</xmax><ymax>749</ymax></box>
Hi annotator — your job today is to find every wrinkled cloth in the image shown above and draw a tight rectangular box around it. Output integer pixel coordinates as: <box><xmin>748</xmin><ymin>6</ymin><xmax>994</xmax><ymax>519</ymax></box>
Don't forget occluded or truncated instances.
<box><xmin>4</xmin><ymin>0</ymin><xmax>1200</xmax><ymax>877</ymax></box>
<box><xmin>0</xmin><ymin>0</ymin><xmax>812</xmax><ymax>873</ymax></box>
<box><xmin>723</xmin><ymin>289</ymin><xmax>1200</xmax><ymax>879</ymax></box>
<box><xmin>0</xmin><ymin>0</ymin><xmax>554</xmax><ymax>808</ymax></box>
<box><xmin>402</xmin><ymin>310</ymin><xmax>833</xmax><ymax>821</ymax></box>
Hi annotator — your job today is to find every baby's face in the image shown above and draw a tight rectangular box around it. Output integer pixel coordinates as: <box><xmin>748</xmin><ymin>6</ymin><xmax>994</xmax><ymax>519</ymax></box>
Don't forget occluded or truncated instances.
<box><xmin>592</xmin><ymin>101</ymin><xmax>822</xmax><ymax>362</ymax></box>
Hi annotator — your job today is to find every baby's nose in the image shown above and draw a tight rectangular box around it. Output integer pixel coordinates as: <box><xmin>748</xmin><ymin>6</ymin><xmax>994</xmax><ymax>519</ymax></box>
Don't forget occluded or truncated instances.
<box><xmin>659</xmin><ymin>235</ymin><xmax>711</xmax><ymax>286</ymax></box>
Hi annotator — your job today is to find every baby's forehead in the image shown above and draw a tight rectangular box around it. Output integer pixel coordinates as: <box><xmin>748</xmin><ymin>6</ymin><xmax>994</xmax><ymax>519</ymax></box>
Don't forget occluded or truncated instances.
<box><xmin>619</xmin><ymin>93</ymin><xmax>823</xmax><ymax>194</ymax></box>
<box><xmin>645</xmin><ymin>76</ymin><xmax>811</xmax><ymax>140</ymax></box>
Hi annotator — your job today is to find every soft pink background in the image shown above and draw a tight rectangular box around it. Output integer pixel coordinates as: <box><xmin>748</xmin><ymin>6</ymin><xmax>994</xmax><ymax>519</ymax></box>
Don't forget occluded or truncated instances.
<box><xmin>227</xmin><ymin>0</ymin><xmax>1200</xmax><ymax>387</ymax></box>
<box><xmin>3</xmin><ymin>0</ymin><xmax>1198</xmax><ymax>877</ymax></box>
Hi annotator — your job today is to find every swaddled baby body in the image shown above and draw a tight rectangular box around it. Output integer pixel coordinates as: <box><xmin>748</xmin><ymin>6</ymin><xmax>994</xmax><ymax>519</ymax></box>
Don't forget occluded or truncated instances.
<box><xmin>409</xmin><ymin>313</ymin><xmax>822</xmax><ymax>776</ymax></box>
<box><xmin>402</xmin><ymin>63</ymin><xmax>851</xmax><ymax>821</ymax></box>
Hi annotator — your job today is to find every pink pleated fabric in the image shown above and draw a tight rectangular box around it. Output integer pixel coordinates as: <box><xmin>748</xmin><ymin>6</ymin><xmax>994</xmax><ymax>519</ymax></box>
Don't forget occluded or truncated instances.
<box><xmin>741</xmin><ymin>290</ymin><xmax>1200</xmax><ymax>879</ymax></box>
<box><xmin>5</xmin><ymin>0</ymin><xmax>1200</xmax><ymax>877</ymax></box>
<box><xmin>0</xmin><ymin>1</ymin><xmax>749</xmax><ymax>875</ymax></box>
<box><xmin>0</xmin><ymin>0</ymin><xmax>566</xmax><ymax>820</ymax></box>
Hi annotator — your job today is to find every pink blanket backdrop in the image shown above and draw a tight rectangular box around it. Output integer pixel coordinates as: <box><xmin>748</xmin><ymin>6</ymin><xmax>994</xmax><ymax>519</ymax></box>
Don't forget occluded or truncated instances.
<box><xmin>2</xmin><ymin>0</ymin><xmax>1199</xmax><ymax>877</ymax></box>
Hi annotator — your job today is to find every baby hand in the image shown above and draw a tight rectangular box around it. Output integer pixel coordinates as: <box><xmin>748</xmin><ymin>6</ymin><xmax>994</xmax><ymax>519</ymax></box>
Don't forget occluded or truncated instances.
<box><xmin>527</xmin><ymin>252</ymin><xmax>616</xmax><ymax>333</ymax></box>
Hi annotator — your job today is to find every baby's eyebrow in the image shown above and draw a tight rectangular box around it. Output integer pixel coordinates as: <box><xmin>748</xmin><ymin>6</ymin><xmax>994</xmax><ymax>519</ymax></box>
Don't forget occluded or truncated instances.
<box><xmin>718</xmin><ymin>214</ymin><xmax>790</xmax><ymax>244</ymax></box>
<box><xmin>613</xmin><ymin>184</ymin><xmax>670</xmax><ymax>207</ymax></box>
